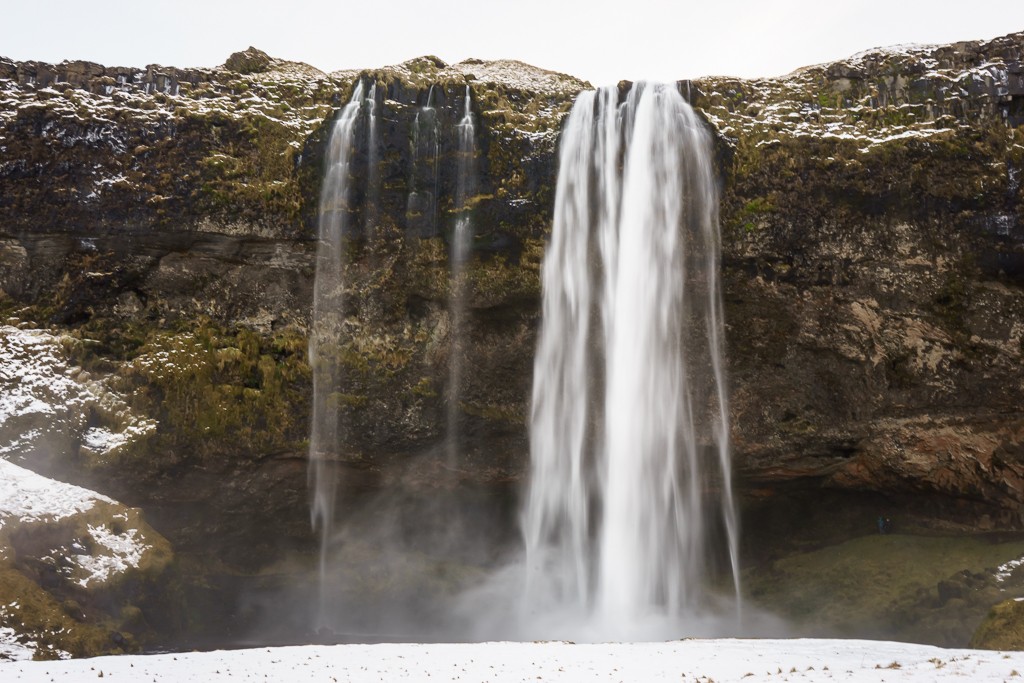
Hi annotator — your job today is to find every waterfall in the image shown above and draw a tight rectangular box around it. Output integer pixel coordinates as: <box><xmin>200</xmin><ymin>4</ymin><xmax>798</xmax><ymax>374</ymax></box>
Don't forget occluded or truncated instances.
<box><xmin>308</xmin><ymin>81</ymin><xmax>366</xmax><ymax>626</ymax></box>
<box><xmin>364</xmin><ymin>83</ymin><xmax>380</xmax><ymax>239</ymax></box>
<box><xmin>446</xmin><ymin>85</ymin><xmax>475</xmax><ymax>467</ymax></box>
<box><xmin>521</xmin><ymin>82</ymin><xmax>740</xmax><ymax>636</ymax></box>
<box><xmin>407</xmin><ymin>87</ymin><xmax>441</xmax><ymax>237</ymax></box>
<box><xmin>427</xmin><ymin>85</ymin><xmax>441</xmax><ymax>237</ymax></box>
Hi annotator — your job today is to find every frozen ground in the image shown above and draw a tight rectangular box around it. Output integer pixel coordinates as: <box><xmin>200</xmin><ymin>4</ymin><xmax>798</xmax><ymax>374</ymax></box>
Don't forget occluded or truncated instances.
<box><xmin>3</xmin><ymin>638</ymin><xmax>1024</xmax><ymax>682</ymax></box>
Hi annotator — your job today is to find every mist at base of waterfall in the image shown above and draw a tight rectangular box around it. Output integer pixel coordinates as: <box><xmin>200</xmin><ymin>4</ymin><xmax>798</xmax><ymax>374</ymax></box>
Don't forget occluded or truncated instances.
<box><xmin>452</xmin><ymin>554</ymin><xmax>787</xmax><ymax>643</ymax></box>
<box><xmin>243</xmin><ymin>554</ymin><xmax>784</xmax><ymax>647</ymax></box>
<box><xmin>241</xmin><ymin>454</ymin><xmax>781</xmax><ymax>647</ymax></box>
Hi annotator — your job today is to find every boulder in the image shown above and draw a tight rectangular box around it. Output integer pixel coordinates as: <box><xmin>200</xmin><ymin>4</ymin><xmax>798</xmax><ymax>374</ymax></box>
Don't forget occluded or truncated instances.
<box><xmin>0</xmin><ymin>461</ymin><xmax>172</xmax><ymax>660</ymax></box>
<box><xmin>224</xmin><ymin>47</ymin><xmax>272</xmax><ymax>74</ymax></box>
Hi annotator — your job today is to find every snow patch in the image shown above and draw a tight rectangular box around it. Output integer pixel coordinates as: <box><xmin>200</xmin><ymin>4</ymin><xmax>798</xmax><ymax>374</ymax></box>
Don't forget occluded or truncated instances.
<box><xmin>0</xmin><ymin>460</ymin><xmax>114</xmax><ymax>530</ymax></box>
<box><xmin>0</xmin><ymin>325</ymin><xmax>157</xmax><ymax>462</ymax></box>
<box><xmin>60</xmin><ymin>524</ymin><xmax>149</xmax><ymax>588</ymax></box>
<box><xmin>0</xmin><ymin>327</ymin><xmax>81</xmax><ymax>426</ymax></box>
<box><xmin>995</xmin><ymin>555</ymin><xmax>1024</xmax><ymax>583</ymax></box>
<box><xmin>0</xmin><ymin>627</ymin><xmax>36</xmax><ymax>662</ymax></box>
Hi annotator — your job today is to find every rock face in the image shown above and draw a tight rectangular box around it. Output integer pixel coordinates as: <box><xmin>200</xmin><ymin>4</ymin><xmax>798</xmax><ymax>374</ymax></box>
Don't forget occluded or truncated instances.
<box><xmin>0</xmin><ymin>34</ymin><xmax>1023</xmax><ymax>649</ymax></box>
<box><xmin>0</xmin><ymin>326</ymin><xmax>175</xmax><ymax>659</ymax></box>
<box><xmin>701</xmin><ymin>36</ymin><xmax>1024</xmax><ymax>528</ymax></box>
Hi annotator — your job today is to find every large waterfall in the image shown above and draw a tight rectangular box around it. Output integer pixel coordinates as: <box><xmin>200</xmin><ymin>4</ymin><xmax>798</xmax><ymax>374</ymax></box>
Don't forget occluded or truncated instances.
<box><xmin>521</xmin><ymin>83</ymin><xmax>740</xmax><ymax>636</ymax></box>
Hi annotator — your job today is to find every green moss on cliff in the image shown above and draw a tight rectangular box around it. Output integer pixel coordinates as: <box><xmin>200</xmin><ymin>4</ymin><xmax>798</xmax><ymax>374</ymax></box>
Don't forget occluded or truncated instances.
<box><xmin>408</xmin><ymin>238</ymin><xmax>452</xmax><ymax>300</ymax></box>
<box><xmin>468</xmin><ymin>238</ymin><xmax>543</xmax><ymax>307</ymax></box>
<box><xmin>191</xmin><ymin>109</ymin><xmax>328</xmax><ymax>226</ymax></box>
<box><xmin>108</xmin><ymin>320</ymin><xmax>310</xmax><ymax>465</ymax></box>
<box><xmin>723</xmin><ymin>120</ymin><xmax>1013</xmax><ymax>236</ymax></box>
<box><xmin>460</xmin><ymin>400</ymin><xmax>524</xmax><ymax>424</ymax></box>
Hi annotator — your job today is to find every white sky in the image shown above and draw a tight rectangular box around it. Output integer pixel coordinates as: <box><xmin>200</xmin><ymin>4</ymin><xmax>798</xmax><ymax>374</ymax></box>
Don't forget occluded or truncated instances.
<box><xmin>1</xmin><ymin>1</ymin><xmax>1021</xmax><ymax>85</ymax></box>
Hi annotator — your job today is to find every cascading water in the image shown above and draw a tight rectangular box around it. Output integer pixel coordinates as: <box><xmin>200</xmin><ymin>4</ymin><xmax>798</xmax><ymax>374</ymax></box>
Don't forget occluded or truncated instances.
<box><xmin>427</xmin><ymin>85</ymin><xmax>441</xmax><ymax>237</ymax></box>
<box><xmin>407</xmin><ymin>86</ymin><xmax>441</xmax><ymax>237</ymax></box>
<box><xmin>364</xmin><ymin>83</ymin><xmax>380</xmax><ymax>238</ymax></box>
<box><xmin>521</xmin><ymin>82</ymin><xmax>740</xmax><ymax>637</ymax></box>
<box><xmin>308</xmin><ymin>81</ymin><xmax>367</xmax><ymax>626</ymax></box>
<box><xmin>446</xmin><ymin>85</ymin><xmax>475</xmax><ymax>467</ymax></box>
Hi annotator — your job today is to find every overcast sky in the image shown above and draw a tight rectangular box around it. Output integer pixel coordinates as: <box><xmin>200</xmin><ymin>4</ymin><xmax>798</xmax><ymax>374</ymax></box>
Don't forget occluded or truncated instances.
<box><xmin>2</xmin><ymin>1</ymin><xmax>1021</xmax><ymax>85</ymax></box>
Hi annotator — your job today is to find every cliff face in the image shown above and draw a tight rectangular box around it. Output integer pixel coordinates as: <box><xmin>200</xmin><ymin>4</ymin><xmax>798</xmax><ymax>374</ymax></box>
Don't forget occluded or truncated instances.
<box><xmin>0</xmin><ymin>49</ymin><xmax>584</xmax><ymax>557</ymax></box>
<box><xmin>700</xmin><ymin>35</ymin><xmax>1024</xmax><ymax>528</ymax></box>
<box><xmin>1</xmin><ymin>36</ymin><xmax>1023</xmax><ymax>648</ymax></box>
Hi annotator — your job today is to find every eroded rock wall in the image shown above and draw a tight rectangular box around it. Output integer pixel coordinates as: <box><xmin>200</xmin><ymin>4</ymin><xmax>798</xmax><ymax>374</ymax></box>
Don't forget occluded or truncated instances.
<box><xmin>697</xmin><ymin>35</ymin><xmax>1024</xmax><ymax>527</ymax></box>
<box><xmin>0</xmin><ymin>50</ymin><xmax>585</xmax><ymax>582</ymax></box>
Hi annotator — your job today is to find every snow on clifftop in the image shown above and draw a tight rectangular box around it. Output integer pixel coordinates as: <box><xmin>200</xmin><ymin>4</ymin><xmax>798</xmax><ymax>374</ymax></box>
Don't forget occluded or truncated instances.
<box><xmin>451</xmin><ymin>58</ymin><xmax>589</xmax><ymax>95</ymax></box>
<box><xmin>330</xmin><ymin>55</ymin><xmax>587</xmax><ymax>96</ymax></box>
<box><xmin>4</xmin><ymin>638</ymin><xmax>1024</xmax><ymax>682</ymax></box>
<box><xmin>696</xmin><ymin>30</ymin><xmax>1024</xmax><ymax>147</ymax></box>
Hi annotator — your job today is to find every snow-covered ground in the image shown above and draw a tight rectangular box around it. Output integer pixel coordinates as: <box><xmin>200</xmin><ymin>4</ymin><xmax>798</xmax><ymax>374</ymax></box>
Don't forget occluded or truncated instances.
<box><xmin>3</xmin><ymin>639</ymin><xmax>1024</xmax><ymax>682</ymax></box>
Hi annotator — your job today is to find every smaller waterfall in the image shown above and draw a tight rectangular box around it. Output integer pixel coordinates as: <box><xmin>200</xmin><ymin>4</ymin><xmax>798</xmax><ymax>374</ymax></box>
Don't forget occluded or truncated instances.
<box><xmin>411</xmin><ymin>111</ymin><xmax>421</xmax><ymax>172</ymax></box>
<box><xmin>309</xmin><ymin>81</ymin><xmax>367</xmax><ymax>625</ymax></box>
<box><xmin>428</xmin><ymin>86</ymin><xmax>441</xmax><ymax>237</ymax></box>
<box><xmin>446</xmin><ymin>85</ymin><xmax>475</xmax><ymax>467</ymax></box>
<box><xmin>408</xmin><ymin>109</ymin><xmax>423</xmax><ymax>220</ymax></box>
<box><xmin>406</xmin><ymin>86</ymin><xmax>441</xmax><ymax>238</ymax></box>
<box><xmin>365</xmin><ymin>83</ymin><xmax>380</xmax><ymax>238</ymax></box>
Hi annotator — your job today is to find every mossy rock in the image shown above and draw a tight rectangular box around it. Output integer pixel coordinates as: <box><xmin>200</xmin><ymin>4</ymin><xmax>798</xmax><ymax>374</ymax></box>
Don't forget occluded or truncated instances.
<box><xmin>0</xmin><ymin>472</ymin><xmax>175</xmax><ymax>659</ymax></box>
<box><xmin>0</xmin><ymin>564</ymin><xmax>126</xmax><ymax>660</ymax></box>
<box><xmin>745</xmin><ymin>533</ymin><xmax>1024</xmax><ymax>644</ymax></box>
<box><xmin>224</xmin><ymin>47</ymin><xmax>272</xmax><ymax>75</ymax></box>
<box><xmin>972</xmin><ymin>599</ymin><xmax>1024</xmax><ymax>650</ymax></box>
<box><xmin>107</xmin><ymin>319</ymin><xmax>311</xmax><ymax>466</ymax></box>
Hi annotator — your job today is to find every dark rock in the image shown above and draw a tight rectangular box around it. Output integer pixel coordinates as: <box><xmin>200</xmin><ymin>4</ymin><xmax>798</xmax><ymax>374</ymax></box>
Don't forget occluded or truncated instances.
<box><xmin>937</xmin><ymin>579</ymin><xmax>966</xmax><ymax>603</ymax></box>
